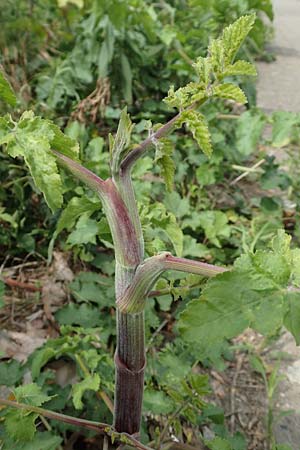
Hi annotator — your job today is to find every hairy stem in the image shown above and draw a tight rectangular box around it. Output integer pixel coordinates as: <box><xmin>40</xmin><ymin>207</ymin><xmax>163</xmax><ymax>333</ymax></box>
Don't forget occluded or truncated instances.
<box><xmin>120</xmin><ymin>113</ymin><xmax>181</xmax><ymax>172</ymax></box>
<box><xmin>118</xmin><ymin>253</ymin><xmax>227</xmax><ymax>313</ymax></box>
<box><xmin>114</xmin><ymin>311</ymin><xmax>145</xmax><ymax>434</ymax></box>
<box><xmin>52</xmin><ymin>150</ymin><xmax>107</xmax><ymax>196</ymax></box>
<box><xmin>0</xmin><ymin>399</ymin><xmax>153</xmax><ymax>450</ymax></box>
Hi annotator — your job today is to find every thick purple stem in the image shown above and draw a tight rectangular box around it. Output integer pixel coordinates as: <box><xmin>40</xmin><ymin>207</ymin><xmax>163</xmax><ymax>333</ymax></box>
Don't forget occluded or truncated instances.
<box><xmin>117</xmin><ymin>253</ymin><xmax>227</xmax><ymax>313</ymax></box>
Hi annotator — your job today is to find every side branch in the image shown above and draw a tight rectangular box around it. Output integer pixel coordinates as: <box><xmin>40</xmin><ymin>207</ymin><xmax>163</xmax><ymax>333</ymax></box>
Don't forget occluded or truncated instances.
<box><xmin>52</xmin><ymin>150</ymin><xmax>107</xmax><ymax>196</ymax></box>
<box><xmin>118</xmin><ymin>253</ymin><xmax>227</xmax><ymax>313</ymax></box>
<box><xmin>163</xmin><ymin>254</ymin><xmax>228</xmax><ymax>277</ymax></box>
<box><xmin>120</xmin><ymin>113</ymin><xmax>180</xmax><ymax>172</ymax></box>
<box><xmin>0</xmin><ymin>398</ymin><xmax>153</xmax><ymax>450</ymax></box>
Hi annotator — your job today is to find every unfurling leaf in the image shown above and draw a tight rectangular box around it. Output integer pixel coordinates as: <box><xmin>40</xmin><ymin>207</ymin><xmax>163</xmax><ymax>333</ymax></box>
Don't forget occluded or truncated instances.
<box><xmin>213</xmin><ymin>83</ymin><xmax>247</xmax><ymax>104</ymax></box>
<box><xmin>110</xmin><ymin>107</ymin><xmax>134</xmax><ymax>174</ymax></box>
<box><xmin>0</xmin><ymin>70</ymin><xmax>17</xmax><ymax>106</ymax></box>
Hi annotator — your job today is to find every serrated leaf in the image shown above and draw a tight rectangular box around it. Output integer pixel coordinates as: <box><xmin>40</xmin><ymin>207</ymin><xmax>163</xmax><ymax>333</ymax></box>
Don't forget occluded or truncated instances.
<box><xmin>164</xmin><ymin>83</ymin><xmax>207</xmax><ymax>109</ymax></box>
<box><xmin>197</xmin><ymin>210</ymin><xmax>231</xmax><ymax>247</ymax></box>
<box><xmin>213</xmin><ymin>83</ymin><xmax>247</xmax><ymax>104</ymax></box>
<box><xmin>110</xmin><ymin>107</ymin><xmax>134</xmax><ymax>174</ymax></box>
<box><xmin>208</xmin><ymin>38</ymin><xmax>225</xmax><ymax>74</ymax></box>
<box><xmin>0</xmin><ymin>113</ymin><xmax>63</xmax><ymax>211</ymax></box>
<box><xmin>72</xmin><ymin>374</ymin><xmax>100</xmax><ymax>409</ymax></box>
<box><xmin>179</xmin><ymin>110</ymin><xmax>212</xmax><ymax>157</ymax></box>
<box><xmin>0</xmin><ymin>70</ymin><xmax>17</xmax><ymax>106</ymax></box>
<box><xmin>5</xmin><ymin>410</ymin><xmax>39</xmax><ymax>441</ymax></box>
<box><xmin>4</xmin><ymin>384</ymin><xmax>52</xmax><ymax>442</ymax></box>
<box><xmin>47</xmin><ymin>121</ymin><xmax>79</xmax><ymax>160</ymax></box>
<box><xmin>221</xmin><ymin>14</ymin><xmax>256</xmax><ymax>64</ymax></box>
<box><xmin>178</xmin><ymin>231</ymin><xmax>296</xmax><ymax>350</ymax></box>
<box><xmin>155</xmin><ymin>137</ymin><xmax>175</xmax><ymax>191</ymax></box>
<box><xmin>193</xmin><ymin>57</ymin><xmax>212</xmax><ymax>86</ymax></box>
<box><xmin>13</xmin><ymin>383</ymin><xmax>52</xmax><ymax>406</ymax></box>
<box><xmin>221</xmin><ymin>60</ymin><xmax>257</xmax><ymax>78</ymax></box>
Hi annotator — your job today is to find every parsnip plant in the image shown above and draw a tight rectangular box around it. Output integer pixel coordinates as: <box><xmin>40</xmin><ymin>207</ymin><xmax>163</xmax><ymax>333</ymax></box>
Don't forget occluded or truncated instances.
<box><xmin>0</xmin><ymin>15</ymin><xmax>299</xmax><ymax>450</ymax></box>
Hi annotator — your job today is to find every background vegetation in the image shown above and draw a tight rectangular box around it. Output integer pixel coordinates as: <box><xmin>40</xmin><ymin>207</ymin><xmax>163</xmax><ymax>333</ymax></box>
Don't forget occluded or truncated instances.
<box><xmin>1</xmin><ymin>1</ymin><xmax>300</xmax><ymax>449</ymax></box>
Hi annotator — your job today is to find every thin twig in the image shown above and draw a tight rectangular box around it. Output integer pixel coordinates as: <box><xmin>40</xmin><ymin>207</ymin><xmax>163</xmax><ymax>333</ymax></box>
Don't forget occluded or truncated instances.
<box><xmin>230</xmin><ymin>159</ymin><xmax>265</xmax><ymax>186</ymax></box>
<box><xmin>1</xmin><ymin>276</ymin><xmax>42</xmax><ymax>292</ymax></box>
<box><xmin>0</xmin><ymin>398</ymin><xmax>154</xmax><ymax>450</ymax></box>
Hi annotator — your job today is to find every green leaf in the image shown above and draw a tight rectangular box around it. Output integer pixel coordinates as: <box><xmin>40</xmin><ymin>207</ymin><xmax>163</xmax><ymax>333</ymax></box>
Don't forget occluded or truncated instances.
<box><xmin>143</xmin><ymin>388</ymin><xmax>174</xmax><ymax>415</ymax></box>
<box><xmin>164</xmin><ymin>83</ymin><xmax>207</xmax><ymax>109</ymax></box>
<box><xmin>110</xmin><ymin>107</ymin><xmax>134</xmax><ymax>173</ymax></box>
<box><xmin>72</xmin><ymin>374</ymin><xmax>100</xmax><ymax>409</ymax></box>
<box><xmin>197</xmin><ymin>211</ymin><xmax>231</xmax><ymax>247</ymax></box>
<box><xmin>13</xmin><ymin>383</ymin><xmax>52</xmax><ymax>406</ymax></box>
<box><xmin>0</xmin><ymin>360</ymin><xmax>24</xmax><ymax>386</ymax></box>
<box><xmin>221</xmin><ymin>14</ymin><xmax>256</xmax><ymax>64</ymax></box>
<box><xmin>67</xmin><ymin>213</ymin><xmax>99</xmax><ymax>246</ymax></box>
<box><xmin>213</xmin><ymin>84</ymin><xmax>247</xmax><ymax>104</ymax></box>
<box><xmin>208</xmin><ymin>39</ymin><xmax>225</xmax><ymax>75</ymax></box>
<box><xmin>271</xmin><ymin>111</ymin><xmax>300</xmax><ymax>147</ymax></box>
<box><xmin>69</xmin><ymin>271</ymin><xmax>115</xmax><ymax>307</ymax></box>
<box><xmin>5</xmin><ymin>411</ymin><xmax>39</xmax><ymax>442</ymax></box>
<box><xmin>121</xmin><ymin>54</ymin><xmax>133</xmax><ymax>104</ymax></box>
<box><xmin>165</xmin><ymin>219</ymin><xmax>183</xmax><ymax>257</ymax></box>
<box><xmin>179</xmin><ymin>111</ymin><xmax>212</xmax><ymax>157</ymax></box>
<box><xmin>55</xmin><ymin>303</ymin><xmax>102</xmax><ymax>328</ymax></box>
<box><xmin>98</xmin><ymin>20</ymin><xmax>115</xmax><ymax>77</ymax></box>
<box><xmin>205</xmin><ymin>437</ymin><xmax>232</xmax><ymax>450</ymax></box>
<box><xmin>0</xmin><ymin>70</ymin><xmax>17</xmax><ymax>106</ymax></box>
<box><xmin>235</xmin><ymin>109</ymin><xmax>266</xmax><ymax>156</ymax></box>
<box><xmin>1</xmin><ymin>431</ymin><xmax>62</xmax><ymax>450</ymax></box>
<box><xmin>0</xmin><ymin>112</ymin><xmax>63</xmax><ymax>211</ymax></box>
<box><xmin>284</xmin><ymin>292</ymin><xmax>300</xmax><ymax>345</ymax></box>
<box><xmin>4</xmin><ymin>384</ymin><xmax>51</xmax><ymax>442</ymax></box>
<box><xmin>155</xmin><ymin>137</ymin><xmax>175</xmax><ymax>191</ymax></box>
<box><xmin>193</xmin><ymin>56</ymin><xmax>212</xmax><ymax>86</ymax></box>
<box><xmin>221</xmin><ymin>61</ymin><xmax>257</xmax><ymax>78</ymax></box>
<box><xmin>178</xmin><ymin>231</ymin><xmax>296</xmax><ymax>349</ymax></box>
<box><xmin>53</xmin><ymin>195</ymin><xmax>100</xmax><ymax>237</ymax></box>
<box><xmin>47</xmin><ymin>121</ymin><xmax>79</xmax><ymax>160</ymax></box>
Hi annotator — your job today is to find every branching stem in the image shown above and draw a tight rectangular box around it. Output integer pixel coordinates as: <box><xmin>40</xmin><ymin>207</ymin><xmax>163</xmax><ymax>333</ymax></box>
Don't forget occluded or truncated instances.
<box><xmin>118</xmin><ymin>252</ymin><xmax>228</xmax><ymax>313</ymax></box>
<box><xmin>0</xmin><ymin>398</ymin><xmax>153</xmax><ymax>450</ymax></box>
